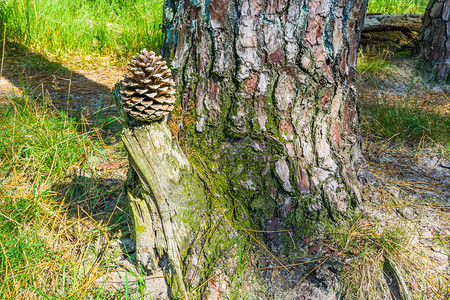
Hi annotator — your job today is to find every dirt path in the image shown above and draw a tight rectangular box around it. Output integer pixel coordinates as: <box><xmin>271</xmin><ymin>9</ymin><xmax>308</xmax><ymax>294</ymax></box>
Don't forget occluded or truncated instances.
<box><xmin>0</xmin><ymin>43</ymin><xmax>126</xmax><ymax>115</ymax></box>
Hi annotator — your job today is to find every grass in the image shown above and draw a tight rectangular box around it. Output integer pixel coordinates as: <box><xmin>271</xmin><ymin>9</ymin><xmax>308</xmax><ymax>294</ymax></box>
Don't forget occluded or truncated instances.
<box><xmin>0</xmin><ymin>0</ymin><xmax>428</xmax><ymax>63</ymax></box>
<box><xmin>361</xmin><ymin>99</ymin><xmax>450</xmax><ymax>146</ymax></box>
<box><xmin>0</xmin><ymin>93</ymin><xmax>88</xmax><ymax>298</ymax></box>
<box><xmin>361</xmin><ymin>93</ymin><xmax>450</xmax><ymax>151</ymax></box>
<box><xmin>358</xmin><ymin>46</ymin><xmax>449</xmax><ymax>148</ymax></box>
<box><xmin>0</xmin><ymin>0</ymin><xmax>164</xmax><ymax>61</ymax></box>
<box><xmin>0</xmin><ymin>97</ymin><xmax>93</xmax><ymax>178</ymax></box>
<box><xmin>337</xmin><ymin>209</ymin><xmax>449</xmax><ymax>300</ymax></box>
<box><xmin>357</xmin><ymin>48</ymin><xmax>396</xmax><ymax>77</ymax></box>
<box><xmin>0</xmin><ymin>93</ymin><xmax>132</xmax><ymax>299</ymax></box>
<box><xmin>367</xmin><ymin>0</ymin><xmax>428</xmax><ymax>14</ymax></box>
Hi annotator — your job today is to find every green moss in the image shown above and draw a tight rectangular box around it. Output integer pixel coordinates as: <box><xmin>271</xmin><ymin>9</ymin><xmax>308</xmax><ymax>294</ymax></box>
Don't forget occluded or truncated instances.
<box><xmin>185</xmin><ymin>109</ymin><xmax>356</xmax><ymax>237</ymax></box>
<box><xmin>175</xmin><ymin>151</ymin><xmax>257</xmax><ymax>297</ymax></box>
<box><xmin>286</xmin><ymin>193</ymin><xmax>357</xmax><ymax>237</ymax></box>
<box><xmin>264</xmin><ymin>75</ymin><xmax>281</xmax><ymax>137</ymax></box>
<box><xmin>250</xmin><ymin>194</ymin><xmax>276</xmax><ymax>212</ymax></box>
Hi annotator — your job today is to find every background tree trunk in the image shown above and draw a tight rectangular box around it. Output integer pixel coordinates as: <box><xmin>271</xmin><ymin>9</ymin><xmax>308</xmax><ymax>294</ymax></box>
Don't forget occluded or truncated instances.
<box><xmin>162</xmin><ymin>0</ymin><xmax>368</xmax><ymax>241</ymax></box>
<box><xmin>413</xmin><ymin>0</ymin><xmax>450</xmax><ymax>81</ymax></box>
<box><xmin>363</xmin><ymin>13</ymin><xmax>422</xmax><ymax>38</ymax></box>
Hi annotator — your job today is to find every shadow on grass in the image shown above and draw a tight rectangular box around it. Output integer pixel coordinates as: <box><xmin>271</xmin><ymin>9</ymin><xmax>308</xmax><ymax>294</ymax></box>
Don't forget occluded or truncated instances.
<box><xmin>1</xmin><ymin>41</ymin><xmax>124</xmax><ymax>143</ymax></box>
<box><xmin>2</xmin><ymin>42</ymin><xmax>115</xmax><ymax>110</ymax></box>
<box><xmin>54</xmin><ymin>172</ymin><xmax>130</xmax><ymax>238</ymax></box>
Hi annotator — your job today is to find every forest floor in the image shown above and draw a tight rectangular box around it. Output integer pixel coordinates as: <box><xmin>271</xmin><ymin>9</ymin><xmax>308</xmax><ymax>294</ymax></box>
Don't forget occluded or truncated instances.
<box><xmin>0</xmin><ymin>36</ymin><xmax>449</xmax><ymax>299</ymax></box>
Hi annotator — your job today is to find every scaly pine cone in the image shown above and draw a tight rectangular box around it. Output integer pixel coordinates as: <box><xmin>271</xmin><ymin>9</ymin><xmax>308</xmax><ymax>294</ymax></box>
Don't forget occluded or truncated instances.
<box><xmin>118</xmin><ymin>49</ymin><xmax>175</xmax><ymax>122</ymax></box>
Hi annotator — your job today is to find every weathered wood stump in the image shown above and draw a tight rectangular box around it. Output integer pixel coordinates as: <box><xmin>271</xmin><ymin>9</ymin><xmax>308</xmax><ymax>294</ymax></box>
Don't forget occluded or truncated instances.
<box><xmin>113</xmin><ymin>51</ymin><xmax>210</xmax><ymax>297</ymax></box>
<box><xmin>121</xmin><ymin>121</ymin><xmax>208</xmax><ymax>297</ymax></box>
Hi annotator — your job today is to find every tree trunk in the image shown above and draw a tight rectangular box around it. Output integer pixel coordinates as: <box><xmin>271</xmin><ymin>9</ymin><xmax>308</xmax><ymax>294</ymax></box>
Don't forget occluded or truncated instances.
<box><xmin>162</xmin><ymin>0</ymin><xmax>367</xmax><ymax>237</ymax></box>
<box><xmin>413</xmin><ymin>0</ymin><xmax>450</xmax><ymax>81</ymax></box>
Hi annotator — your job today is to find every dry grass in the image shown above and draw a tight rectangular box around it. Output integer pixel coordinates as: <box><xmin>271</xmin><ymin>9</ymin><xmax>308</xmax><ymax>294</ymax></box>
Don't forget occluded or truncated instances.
<box><xmin>338</xmin><ymin>189</ymin><xmax>449</xmax><ymax>299</ymax></box>
<box><xmin>338</xmin><ymin>128</ymin><xmax>449</xmax><ymax>299</ymax></box>
<box><xmin>358</xmin><ymin>47</ymin><xmax>397</xmax><ymax>77</ymax></box>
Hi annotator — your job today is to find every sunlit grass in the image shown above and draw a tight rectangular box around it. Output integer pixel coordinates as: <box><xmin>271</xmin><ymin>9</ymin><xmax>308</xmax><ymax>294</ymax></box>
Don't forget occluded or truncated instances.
<box><xmin>368</xmin><ymin>0</ymin><xmax>428</xmax><ymax>14</ymax></box>
<box><xmin>0</xmin><ymin>0</ymin><xmax>164</xmax><ymax>60</ymax></box>
<box><xmin>361</xmin><ymin>99</ymin><xmax>450</xmax><ymax>146</ymax></box>
<box><xmin>337</xmin><ymin>208</ymin><xmax>449</xmax><ymax>300</ymax></box>
<box><xmin>0</xmin><ymin>0</ymin><xmax>428</xmax><ymax>63</ymax></box>
<box><xmin>357</xmin><ymin>48</ymin><xmax>396</xmax><ymax>76</ymax></box>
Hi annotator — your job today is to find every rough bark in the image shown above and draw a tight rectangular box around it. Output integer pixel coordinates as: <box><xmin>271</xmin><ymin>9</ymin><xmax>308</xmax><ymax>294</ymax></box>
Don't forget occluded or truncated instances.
<box><xmin>363</xmin><ymin>14</ymin><xmax>422</xmax><ymax>38</ymax></box>
<box><xmin>413</xmin><ymin>0</ymin><xmax>450</xmax><ymax>81</ymax></box>
<box><xmin>121</xmin><ymin>120</ymin><xmax>209</xmax><ymax>297</ymax></box>
<box><xmin>162</xmin><ymin>0</ymin><xmax>368</xmax><ymax>240</ymax></box>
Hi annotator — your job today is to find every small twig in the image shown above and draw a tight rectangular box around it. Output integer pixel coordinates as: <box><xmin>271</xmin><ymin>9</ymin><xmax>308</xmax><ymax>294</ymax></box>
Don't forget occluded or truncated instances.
<box><xmin>181</xmin><ymin>263</ymin><xmax>231</xmax><ymax>299</ymax></box>
<box><xmin>190</xmin><ymin>220</ymin><xmax>220</xmax><ymax>283</ymax></box>
<box><xmin>0</xmin><ymin>23</ymin><xmax>6</xmax><ymax>79</ymax></box>
<box><xmin>241</xmin><ymin>228</ymin><xmax>293</xmax><ymax>233</ymax></box>
<box><xmin>259</xmin><ymin>257</ymin><xmax>324</xmax><ymax>270</ymax></box>
<box><xmin>241</xmin><ymin>228</ymin><xmax>293</xmax><ymax>275</ymax></box>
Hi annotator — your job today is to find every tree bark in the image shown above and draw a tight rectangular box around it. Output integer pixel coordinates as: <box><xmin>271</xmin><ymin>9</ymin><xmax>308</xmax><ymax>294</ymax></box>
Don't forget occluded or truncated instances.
<box><xmin>162</xmin><ymin>0</ymin><xmax>368</xmax><ymax>239</ymax></box>
<box><xmin>413</xmin><ymin>0</ymin><xmax>450</xmax><ymax>81</ymax></box>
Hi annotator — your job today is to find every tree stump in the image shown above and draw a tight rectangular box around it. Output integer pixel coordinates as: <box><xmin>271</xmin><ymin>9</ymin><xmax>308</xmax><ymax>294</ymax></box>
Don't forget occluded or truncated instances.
<box><xmin>121</xmin><ymin>121</ymin><xmax>208</xmax><ymax>297</ymax></box>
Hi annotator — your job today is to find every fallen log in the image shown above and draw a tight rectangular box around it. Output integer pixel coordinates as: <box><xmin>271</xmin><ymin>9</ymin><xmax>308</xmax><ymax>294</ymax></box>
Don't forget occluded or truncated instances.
<box><xmin>363</xmin><ymin>14</ymin><xmax>423</xmax><ymax>38</ymax></box>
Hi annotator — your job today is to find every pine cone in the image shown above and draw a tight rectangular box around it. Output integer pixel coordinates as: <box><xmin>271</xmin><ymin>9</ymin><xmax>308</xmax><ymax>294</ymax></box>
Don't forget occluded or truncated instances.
<box><xmin>118</xmin><ymin>49</ymin><xmax>175</xmax><ymax>122</ymax></box>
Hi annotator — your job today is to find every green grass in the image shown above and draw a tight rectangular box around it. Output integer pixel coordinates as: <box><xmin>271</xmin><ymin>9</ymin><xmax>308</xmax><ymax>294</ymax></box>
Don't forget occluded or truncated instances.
<box><xmin>357</xmin><ymin>48</ymin><xmax>395</xmax><ymax>76</ymax></box>
<box><xmin>0</xmin><ymin>0</ymin><xmax>164</xmax><ymax>60</ymax></box>
<box><xmin>0</xmin><ymin>98</ymin><xmax>94</xmax><ymax>178</ymax></box>
<box><xmin>368</xmin><ymin>0</ymin><xmax>428</xmax><ymax>14</ymax></box>
<box><xmin>0</xmin><ymin>0</ymin><xmax>428</xmax><ymax>61</ymax></box>
<box><xmin>362</xmin><ymin>100</ymin><xmax>450</xmax><ymax>146</ymax></box>
<box><xmin>0</xmin><ymin>93</ymin><xmax>151</xmax><ymax>299</ymax></box>
<box><xmin>0</xmin><ymin>94</ymin><xmax>118</xmax><ymax>298</ymax></box>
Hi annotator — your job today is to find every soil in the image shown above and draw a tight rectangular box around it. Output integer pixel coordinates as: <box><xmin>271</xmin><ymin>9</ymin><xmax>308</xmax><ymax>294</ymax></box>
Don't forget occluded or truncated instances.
<box><xmin>0</xmin><ymin>42</ymin><xmax>125</xmax><ymax>115</ymax></box>
<box><xmin>1</xmin><ymin>40</ymin><xmax>448</xmax><ymax>299</ymax></box>
<box><xmin>357</xmin><ymin>59</ymin><xmax>450</xmax><ymax>202</ymax></box>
